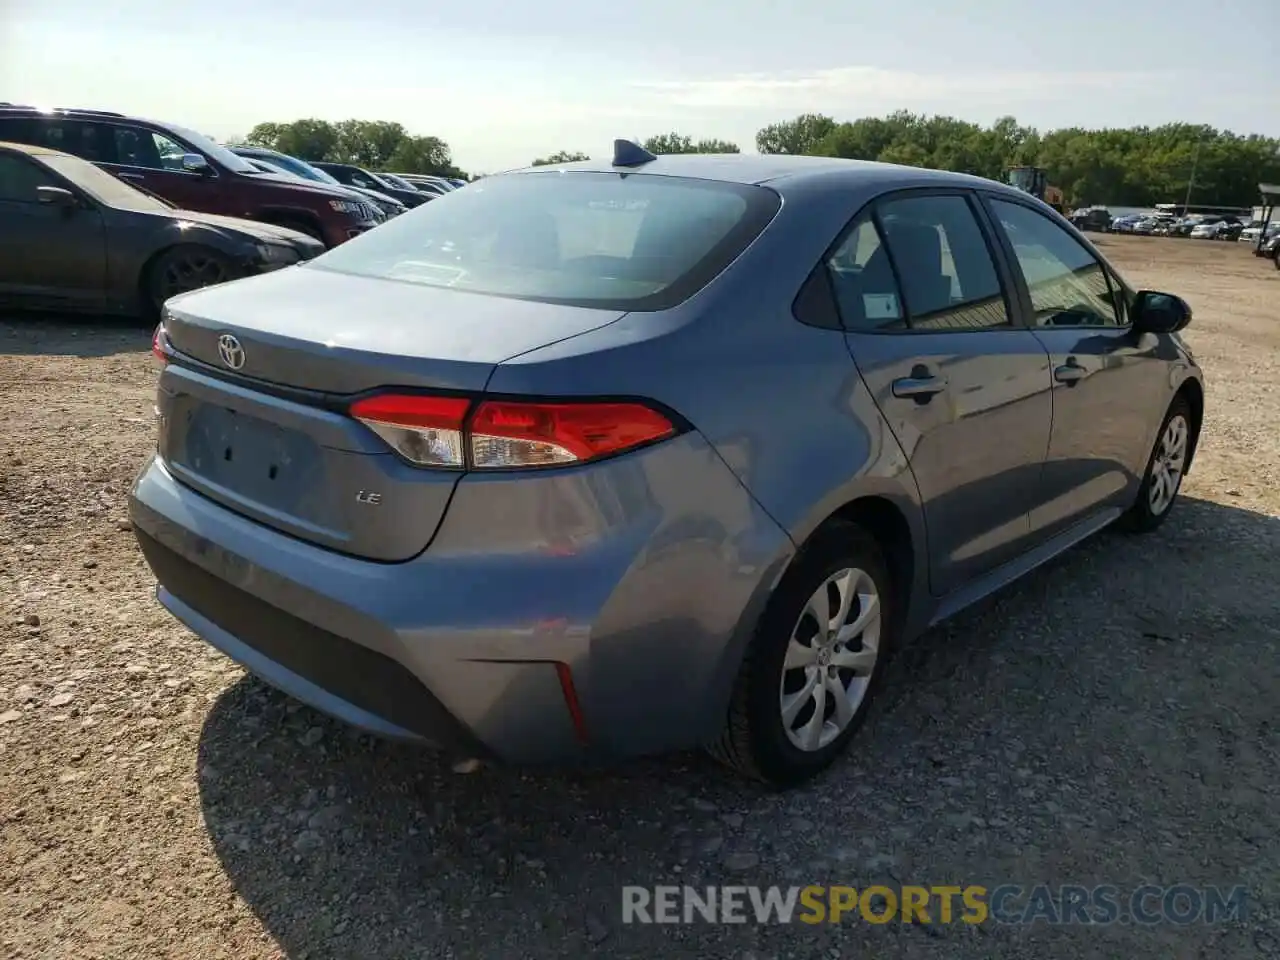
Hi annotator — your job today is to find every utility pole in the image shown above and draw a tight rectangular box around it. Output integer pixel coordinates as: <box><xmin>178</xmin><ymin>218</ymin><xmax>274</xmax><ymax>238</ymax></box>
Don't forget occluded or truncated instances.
<box><xmin>1182</xmin><ymin>141</ymin><xmax>1201</xmax><ymax>214</ymax></box>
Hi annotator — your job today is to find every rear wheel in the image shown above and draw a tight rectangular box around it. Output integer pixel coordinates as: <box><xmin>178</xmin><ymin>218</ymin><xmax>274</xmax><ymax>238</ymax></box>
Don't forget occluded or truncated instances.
<box><xmin>146</xmin><ymin>245</ymin><xmax>235</xmax><ymax>314</ymax></box>
<box><xmin>708</xmin><ymin>521</ymin><xmax>895</xmax><ymax>787</ymax></box>
<box><xmin>1119</xmin><ymin>396</ymin><xmax>1192</xmax><ymax>533</ymax></box>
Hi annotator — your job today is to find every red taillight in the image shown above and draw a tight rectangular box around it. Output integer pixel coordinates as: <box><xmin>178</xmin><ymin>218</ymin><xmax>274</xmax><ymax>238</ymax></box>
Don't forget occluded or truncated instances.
<box><xmin>349</xmin><ymin>394</ymin><xmax>470</xmax><ymax>467</ymax></box>
<box><xmin>348</xmin><ymin>393</ymin><xmax>677</xmax><ymax>470</ymax></box>
<box><xmin>151</xmin><ymin>324</ymin><xmax>168</xmax><ymax>367</ymax></box>
<box><xmin>470</xmin><ymin>400</ymin><xmax>675</xmax><ymax>468</ymax></box>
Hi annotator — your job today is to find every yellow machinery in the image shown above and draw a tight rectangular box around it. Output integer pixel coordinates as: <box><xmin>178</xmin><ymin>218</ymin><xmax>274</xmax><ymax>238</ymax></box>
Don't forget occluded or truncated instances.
<box><xmin>1007</xmin><ymin>166</ymin><xmax>1068</xmax><ymax>215</ymax></box>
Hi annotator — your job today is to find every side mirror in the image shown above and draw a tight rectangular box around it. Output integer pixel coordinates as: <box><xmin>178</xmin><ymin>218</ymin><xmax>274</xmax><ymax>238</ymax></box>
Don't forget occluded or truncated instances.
<box><xmin>181</xmin><ymin>153</ymin><xmax>212</xmax><ymax>176</ymax></box>
<box><xmin>37</xmin><ymin>185</ymin><xmax>79</xmax><ymax>209</ymax></box>
<box><xmin>1132</xmin><ymin>290</ymin><xmax>1191</xmax><ymax>334</ymax></box>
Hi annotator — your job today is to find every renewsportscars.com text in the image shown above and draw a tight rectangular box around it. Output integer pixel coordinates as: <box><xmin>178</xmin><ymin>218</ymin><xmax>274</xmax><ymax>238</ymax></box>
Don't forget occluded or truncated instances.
<box><xmin>621</xmin><ymin>884</ymin><xmax>1248</xmax><ymax>926</ymax></box>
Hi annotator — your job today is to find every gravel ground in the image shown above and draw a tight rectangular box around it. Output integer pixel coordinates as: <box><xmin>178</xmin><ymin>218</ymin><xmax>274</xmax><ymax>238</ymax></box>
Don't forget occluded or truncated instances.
<box><xmin>2</xmin><ymin>235</ymin><xmax>1278</xmax><ymax>960</ymax></box>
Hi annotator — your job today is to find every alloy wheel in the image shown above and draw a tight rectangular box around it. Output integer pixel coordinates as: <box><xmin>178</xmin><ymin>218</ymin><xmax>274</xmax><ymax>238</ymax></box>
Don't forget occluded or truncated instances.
<box><xmin>779</xmin><ymin>567</ymin><xmax>881</xmax><ymax>752</ymax></box>
<box><xmin>159</xmin><ymin>252</ymin><xmax>229</xmax><ymax>301</ymax></box>
<box><xmin>1148</xmin><ymin>413</ymin><xmax>1189</xmax><ymax>516</ymax></box>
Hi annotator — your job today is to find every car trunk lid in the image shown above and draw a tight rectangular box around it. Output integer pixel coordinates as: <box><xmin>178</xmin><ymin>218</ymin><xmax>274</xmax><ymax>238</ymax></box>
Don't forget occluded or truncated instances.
<box><xmin>156</xmin><ymin>266</ymin><xmax>626</xmax><ymax>561</ymax></box>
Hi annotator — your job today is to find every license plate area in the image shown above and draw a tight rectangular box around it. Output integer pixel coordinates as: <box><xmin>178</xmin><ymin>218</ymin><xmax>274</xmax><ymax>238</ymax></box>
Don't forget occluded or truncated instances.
<box><xmin>177</xmin><ymin>403</ymin><xmax>323</xmax><ymax>513</ymax></box>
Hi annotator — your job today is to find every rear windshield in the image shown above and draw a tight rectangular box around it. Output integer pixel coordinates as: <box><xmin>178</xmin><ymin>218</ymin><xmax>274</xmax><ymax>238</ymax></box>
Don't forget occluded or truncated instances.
<box><xmin>42</xmin><ymin>154</ymin><xmax>172</xmax><ymax>213</ymax></box>
<box><xmin>308</xmin><ymin>171</ymin><xmax>780</xmax><ymax>310</ymax></box>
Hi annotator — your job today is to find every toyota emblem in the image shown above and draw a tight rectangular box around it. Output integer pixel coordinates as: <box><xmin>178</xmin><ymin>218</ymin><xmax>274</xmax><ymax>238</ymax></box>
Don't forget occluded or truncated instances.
<box><xmin>217</xmin><ymin>334</ymin><xmax>246</xmax><ymax>370</ymax></box>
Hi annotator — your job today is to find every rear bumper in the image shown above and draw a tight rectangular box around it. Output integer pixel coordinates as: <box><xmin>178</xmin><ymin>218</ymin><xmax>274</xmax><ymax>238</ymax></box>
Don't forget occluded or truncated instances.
<box><xmin>128</xmin><ymin>436</ymin><xmax>792</xmax><ymax>764</ymax></box>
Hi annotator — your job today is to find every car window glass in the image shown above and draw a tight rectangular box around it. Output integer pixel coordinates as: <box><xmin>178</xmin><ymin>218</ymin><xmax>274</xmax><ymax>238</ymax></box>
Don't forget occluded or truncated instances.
<box><xmin>824</xmin><ymin>217</ymin><xmax>906</xmax><ymax>331</ymax></box>
<box><xmin>151</xmin><ymin>132</ymin><xmax>187</xmax><ymax>171</ymax></box>
<box><xmin>311</xmin><ymin>171</ymin><xmax>777</xmax><ymax>310</ymax></box>
<box><xmin>0</xmin><ymin>154</ymin><xmax>57</xmax><ymax>202</ymax></box>
<box><xmin>990</xmin><ymin>199</ymin><xmax>1123</xmax><ymax>328</ymax></box>
<box><xmin>878</xmin><ymin>195</ymin><xmax>1010</xmax><ymax>330</ymax></box>
<box><xmin>19</xmin><ymin>119</ymin><xmax>108</xmax><ymax>163</ymax></box>
<box><xmin>112</xmin><ymin>127</ymin><xmax>165</xmax><ymax>169</ymax></box>
<box><xmin>42</xmin><ymin>154</ymin><xmax>169</xmax><ymax>212</ymax></box>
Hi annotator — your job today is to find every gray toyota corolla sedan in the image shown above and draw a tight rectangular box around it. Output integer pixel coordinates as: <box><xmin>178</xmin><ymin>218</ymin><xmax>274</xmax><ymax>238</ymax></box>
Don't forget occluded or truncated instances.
<box><xmin>130</xmin><ymin>142</ymin><xmax>1204</xmax><ymax>786</ymax></box>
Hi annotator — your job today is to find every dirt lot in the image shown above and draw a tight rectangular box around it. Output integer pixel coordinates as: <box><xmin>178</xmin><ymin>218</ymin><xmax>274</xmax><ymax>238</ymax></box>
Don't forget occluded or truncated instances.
<box><xmin>1</xmin><ymin>235</ymin><xmax>1278</xmax><ymax>960</ymax></box>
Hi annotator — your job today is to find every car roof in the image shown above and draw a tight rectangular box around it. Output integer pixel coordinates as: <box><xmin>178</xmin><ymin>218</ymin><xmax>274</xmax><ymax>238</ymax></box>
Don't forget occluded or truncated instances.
<box><xmin>0</xmin><ymin>138</ymin><xmax>65</xmax><ymax>158</ymax></box>
<box><xmin>510</xmin><ymin>152</ymin><xmax>1012</xmax><ymax>195</ymax></box>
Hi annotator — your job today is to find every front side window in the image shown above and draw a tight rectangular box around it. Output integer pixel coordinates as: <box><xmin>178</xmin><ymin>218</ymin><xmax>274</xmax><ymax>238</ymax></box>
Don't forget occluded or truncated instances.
<box><xmin>42</xmin><ymin>154</ymin><xmax>170</xmax><ymax>213</ymax></box>
<box><xmin>310</xmin><ymin>171</ymin><xmax>780</xmax><ymax>310</ymax></box>
<box><xmin>0</xmin><ymin>154</ymin><xmax>56</xmax><ymax>203</ymax></box>
<box><xmin>877</xmin><ymin>194</ymin><xmax>1011</xmax><ymax>331</ymax></box>
<box><xmin>989</xmin><ymin>199</ymin><xmax>1123</xmax><ymax>328</ymax></box>
<box><xmin>112</xmin><ymin>126</ymin><xmax>165</xmax><ymax>169</ymax></box>
<box><xmin>151</xmin><ymin>132</ymin><xmax>188</xmax><ymax>171</ymax></box>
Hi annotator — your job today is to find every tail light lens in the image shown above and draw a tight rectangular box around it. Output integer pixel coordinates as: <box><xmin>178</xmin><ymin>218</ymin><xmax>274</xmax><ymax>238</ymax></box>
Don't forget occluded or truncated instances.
<box><xmin>151</xmin><ymin>323</ymin><xmax>169</xmax><ymax>368</ymax></box>
<box><xmin>349</xmin><ymin>394</ymin><xmax>677</xmax><ymax>470</ymax></box>
<box><xmin>348</xmin><ymin>394</ymin><xmax>471</xmax><ymax>467</ymax></box>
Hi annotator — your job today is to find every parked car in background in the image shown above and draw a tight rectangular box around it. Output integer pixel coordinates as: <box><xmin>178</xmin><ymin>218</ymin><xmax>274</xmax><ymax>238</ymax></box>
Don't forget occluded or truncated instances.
<box><xmin>1187</xmin><ymin>217</ymin><xmax>1242</xmax><ymax>240</ymax></box>
<box><xmin>389</xmin><ymin>173</ymin><xmax>454</xmax><ymax>196</ymax></box>
<box><xmin>1170</xmin><ymin>215</ymin><xmax>1206</xmax><ymax>237</ymax></box>
<box><xmin>1069</xmin><ymin>207</ymin><xmax>1112</xmax><ymax>232</ymax></box>
<box><xmin>1189</xmin><ymin>220</ymin><xmax>1226</xmax><ymax>239</ymax></box>
<box><xmin>1109</xmin><ymin>214</ymin><xmax>1144</xmax><ymax>233</ymax></box>
<box><xmin>242</xmin><ymin>157</ymin><xmax>392</xmax><ymax>224</ymax></box>
<box><xmin>1239</xmin><ymin>221</ymin><xmax>1280</xmax><ymax>245</ymax></box>
<box><xmin>1261</xmin><ymin>232</ymin><xmax>1280</xmax><ymax>267</ymax></box>
<box><xmin>0</xmin><ymin>105</ymin><xmax>381</xmax><ymax>247</ymax></box>
<box><xmin>231</xmin><ymin>146</ymin><xmax>407</xmax><ymax>219</ymax></box>
<box><xmin>1131</xmin><ymin>213</ymin><xmax>1176</xmax><ymax>235</ymax></box>
<box><xmin>132</xmin><ymin>149</ymin><xmax>1204</xmax><ymax>786</ymax></box>
<box><xmin>0</xmin><ymin>140</ymin><xmax>322</xmax><ymax>317</ymax></box>
<box><xmin>312</xmin><ymin>162</ymin><xmax>430</xmax><ymax>208</ymax></box>
<box><xmin>1215</xmin><ymin>219</ymin><xmax>1245</xmax><ymax>242</ymax></box>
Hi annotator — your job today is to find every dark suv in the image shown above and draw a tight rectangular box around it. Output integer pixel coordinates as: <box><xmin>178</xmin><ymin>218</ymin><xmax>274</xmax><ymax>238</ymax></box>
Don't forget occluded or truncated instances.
<box><xmin>0</xmin><ymin>106</ymin><xmax>380</xmax><ymax>247</ymax></box>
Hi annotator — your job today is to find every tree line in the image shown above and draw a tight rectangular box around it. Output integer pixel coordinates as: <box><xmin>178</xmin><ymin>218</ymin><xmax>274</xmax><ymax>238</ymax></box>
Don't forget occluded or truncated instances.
<box><xmin>242</xmin><ymin>119</ymin><xmax>468</xmax><ymax>180</ymax></box>
<box><xmin>244</xmin><ymin>113</ymin><xmax>1279</xmax><ymax>207</ymax></box>
<box><xmin>542</xmin><ymin>113</ymin><xmax>1280</xmax><ymax>207</ymax></box>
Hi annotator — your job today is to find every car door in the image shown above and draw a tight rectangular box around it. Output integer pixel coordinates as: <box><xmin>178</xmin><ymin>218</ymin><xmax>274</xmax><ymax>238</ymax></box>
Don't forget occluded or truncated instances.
<box><xmin>0</xmin><ymin>152</ymin><xmax>106</xmax><ymax>310</ymax></box>
<box><xmin>831</xmin><ymin>190</ymin><xmax>1054</xmax><ymax>596</ymax></box>
<box><xmin>98</xmin><ymin>125</ymin><xmax>222</xmax><ymax>213</ymax></box>
<box><xmin>982</xmin><ymin>195</ymin><xmax>1168</xmax><ymax>538</ymax></box>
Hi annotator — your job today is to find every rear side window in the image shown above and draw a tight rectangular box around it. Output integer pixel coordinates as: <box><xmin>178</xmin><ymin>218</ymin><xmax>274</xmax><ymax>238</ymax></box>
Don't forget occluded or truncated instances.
<box><xmin>310</xmin><ymin>171</ymin><xmax>780</xmax><ymax>310</ymax></box>
<box><xmin>824</xmin><ymin>194</ymin><xmax>1010</xmax><ymax>332</ymax></box>
<box><xmin>3</xmin><ymin>118</ymin><xmax>109</xmax><ymax>163</ymax></box>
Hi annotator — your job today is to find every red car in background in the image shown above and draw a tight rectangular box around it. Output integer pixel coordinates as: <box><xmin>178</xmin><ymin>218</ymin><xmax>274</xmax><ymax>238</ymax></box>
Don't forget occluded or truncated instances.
<box><xmin>0</xmin><ymin>105</ymin><xmax>381</xmax><ymax>247</ymax></box>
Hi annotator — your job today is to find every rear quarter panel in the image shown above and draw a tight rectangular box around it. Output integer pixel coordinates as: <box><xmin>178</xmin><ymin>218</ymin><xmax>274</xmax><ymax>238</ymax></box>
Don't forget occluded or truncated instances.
<box><xmin>487</xmin><ymin>174</ymin><xmax>935</xmax><ymax>654</ymax></box>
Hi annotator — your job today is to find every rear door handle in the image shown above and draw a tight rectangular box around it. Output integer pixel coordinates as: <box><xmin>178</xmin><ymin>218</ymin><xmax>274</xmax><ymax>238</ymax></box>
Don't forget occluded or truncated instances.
<box><xmin>892</xmin><ymin>374</ymin><xmax>949</xmax><ymax>400</ymax></box>
<box><xmin>117</xmin><ymin>173</ymin><xmax>145</xmax><ymax>182</ymax></box>
<box><xmin>1054</xmin><ymin>360</ymin><xmax>1088</xmax><ymax>385</ymax></box>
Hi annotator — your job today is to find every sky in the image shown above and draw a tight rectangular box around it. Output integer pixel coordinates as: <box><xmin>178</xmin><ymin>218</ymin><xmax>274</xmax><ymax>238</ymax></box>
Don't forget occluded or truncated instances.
<box><xmin>2</xmin><ymin>0</ymin><xmax>1276</xmax><ymax>173</ymax></box>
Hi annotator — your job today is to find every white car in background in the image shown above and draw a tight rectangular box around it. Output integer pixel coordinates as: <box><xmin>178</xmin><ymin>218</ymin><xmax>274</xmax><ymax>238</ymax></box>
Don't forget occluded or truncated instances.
<box><xmin>1189</xmin><ymin>220</ymin><xmax>1227</xmax><ymax>239</ymax></box>
<box><xmin>1239</xmin><ymin>222</ymin><xmax>1280</xmax><ymax>244</ymax></box>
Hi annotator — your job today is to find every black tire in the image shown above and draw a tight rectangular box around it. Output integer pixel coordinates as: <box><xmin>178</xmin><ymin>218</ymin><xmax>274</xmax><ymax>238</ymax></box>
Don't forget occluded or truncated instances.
<box><xmin>1118</xmin><ymin>396</ymin><xmax>1193</xmax><ymax>534</ymax></box>
<box><xmin>146</xmin><ymin>245</ymin><xmax>236</xmax><ymax>315</ymax></box>
<box><xmin>707</xmin><ymin>521</ymin><xmax>896</xmax><ymax>787</ymax></box>
<box><xmin>270</xmin><ymin>217</ymin><xmax>325</xmax><ymax>244</ymax></box>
